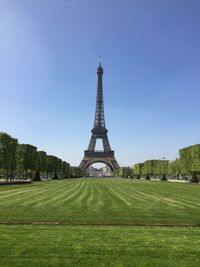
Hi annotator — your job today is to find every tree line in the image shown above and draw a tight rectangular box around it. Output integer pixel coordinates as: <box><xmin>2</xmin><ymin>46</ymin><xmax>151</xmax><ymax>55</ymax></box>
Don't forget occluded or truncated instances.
<box><xmin>115</xmin><ymin>144</ymin><xmax>200</xmax><ymax>183</ymax></box>
<box><xmin>0</xmin><ymin>132</ymin><xmax>84</xmax><ymax>182</ymax></box>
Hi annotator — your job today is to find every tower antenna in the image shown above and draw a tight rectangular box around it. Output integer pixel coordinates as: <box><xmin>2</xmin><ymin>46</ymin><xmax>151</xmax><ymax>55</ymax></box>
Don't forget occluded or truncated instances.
<box><xmin>99</xmin><ymin>56</ymin><xmax>102</xmax><ymax>66</ymax></box>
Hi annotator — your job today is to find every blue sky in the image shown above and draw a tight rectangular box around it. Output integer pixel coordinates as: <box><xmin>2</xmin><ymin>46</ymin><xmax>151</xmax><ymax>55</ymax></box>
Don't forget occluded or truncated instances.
<box><xmin>0</xmin><ymin>0</ymin><xmax>200</xmax><ymax>166</ymax></box>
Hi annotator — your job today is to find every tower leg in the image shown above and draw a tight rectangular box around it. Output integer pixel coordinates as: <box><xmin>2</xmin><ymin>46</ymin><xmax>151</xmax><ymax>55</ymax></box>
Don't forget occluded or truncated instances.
<box><xmin>102</xmin><ymin>135</ymin><xmax>111</xmax><ymax>151</ymax></box>
<box><xmin>88</xmin><ymin>135</ymin><xmax>96</xmax><ymax>151</ymax></box>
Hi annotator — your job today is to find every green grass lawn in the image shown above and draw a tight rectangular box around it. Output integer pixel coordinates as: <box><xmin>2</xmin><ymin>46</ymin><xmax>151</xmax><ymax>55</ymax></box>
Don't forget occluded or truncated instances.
<box><xmin>0</xmin><ymin>178</ymin><xmax>200</xmax><ymax>225</ymax></box>
<box><xmin>0</xmin><ymin>225</ymin><xmax>200</xmax><ymax>267</ymax></box>
<box><xmin>0</xmin><ymin>178</ymin><xmax>200</xmax><ymax>266</ymax></box>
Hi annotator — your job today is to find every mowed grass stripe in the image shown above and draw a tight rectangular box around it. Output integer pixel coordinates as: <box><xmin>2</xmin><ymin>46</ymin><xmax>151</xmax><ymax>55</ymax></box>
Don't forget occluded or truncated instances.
<box><xmin>101</xmin><ymin>182</ymin><xmax>133</xmax><ymax>207</ymax></box>
<box><xmin>0</xmin><ymin>181</ymin><xmax>75</xmax><ymax>207</ymax></box>
<box><xmin>36</xmin><ymin>180</ymin><xmax>84</xmax><ymax>209</ymax></box>
<box><xmin>134</xmin><ymin>181</ymin><xmax>200</xmax><ymax>207</ymax></box>
<box><xmin>62</xmin><ymin>179</ymin><xmax>87</xmax><ymax>204</ymax></box>
<box><xmin>41</xmin><ymin>180</ymin><xmax>84</xmax><ymax>206</ymax></box>
<box><xmin>68</xmin><ymin>179</ymin><xmax>91</xmax><ymax>208</ymax></box>
<box><xmin>0</xmin><ymin>184</ymin><xmax>51</xmax><ymax>200</ymax></box>
<box><xmin>0</xmin><ymin>178</ymin><xmax>200</xmax><ymax>225</ymax></box>
<box><xmin>109</xmin><ymin>182</ymin><xmax>150</xmax><ymax>205</ymax></box>
<box><xmin>86</xmin><ymin>179</ymin><xmax>95</xmax><ymax>207</ymax></box>
<box><xmin>114</xmin><ymin>180</ymin><xmax>200</xmax><ymax>209</ymax></box>
<box><xmin>96</xmin><ymin>180</ymin><xmax>119</xmax><ymax>210</ymax></box>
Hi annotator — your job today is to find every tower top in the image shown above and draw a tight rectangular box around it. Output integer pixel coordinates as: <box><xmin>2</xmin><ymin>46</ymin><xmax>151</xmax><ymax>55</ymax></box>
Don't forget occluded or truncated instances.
<box><xmin>99</xmin><ymin>56</ymin><xmax>102</xmax><ymax>66</ymax></box>
<box><xmin>97</xmin><ymin>56</ymin><xmax>103</xmax><ymax>74</ymax></box>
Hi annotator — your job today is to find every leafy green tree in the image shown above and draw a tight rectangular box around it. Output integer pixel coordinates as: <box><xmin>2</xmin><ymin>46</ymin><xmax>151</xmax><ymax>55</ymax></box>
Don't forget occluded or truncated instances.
<box><xmin>134</xmin><ymin>160</ymin><xmax>168</xmax><ymax>180</ymax></box>
<box><xmin>134</xmin><ymin>163</ymin><xmax>144</xmax><ymax>179</ymax></box>
<box><xmin>9</xmin><ymin>138</ymin><xmax>18</xmax><ymax>181</ymax></box>
<box><xmin>33</xmin><ymin>151</ymin><xmax>47</xmax><ymax>181</ymax></box>
<box><xmin>0</xmin><ymin>131</ymin><xmax>76</xmax><ymax>182</ymax></box>
<box><xmin>0</xmin><ymin>132</ymin><xmax>18</xmax><ymax>181</ymax></box>
<box><xmin>46</xmin><ymin>155</ymin><xmax>59</xmax><ymax>179</ymax></box>
<box><xmin>65</xmin><ymin>162</ymin><xmax>71</xmax><ymax>178</ymax></box>
<box><xmin>46</xmin><ymin>155</ymin><xmax>53</xmax><ymax>178</ymax></box>
<box><xmin>17</xmin><ymin>144</ymin><xmax>37</xmax><ymax>179</ymax></box>
<box><xmin>46</xmin><ymin>155</ymin><xmax>61</xmax><ymax>179</ymax></box>
<box><xmin>142</xmin><ymin>161</ymin><xmax>149</xmax><ymax>179</ymax></box>
<box><xmin>37</xmin><ymin>151</ymin><xmax>47</xmax><ymax>173</ymax></box>
<box><xmin>70</xmin><ymin>167</ymin><xmax>84</xmax><ymax>178</ymax></box>
<box><xmin>113</xmin><ymin>168</ymin><xmax>122</xmax><ymax>177</ymax></box>
<box><xmin>190</xmin><ymin>145</ymin><xmax>200</xmax><ymax>173</ymax></box>
<box><xmin>60</xmin><ymin>161</ymin><xmax>67</xmax><ymax>178</ymax></box>
<box><xmin>149</xmin><ymin>160</ymin><xmax>159</xmax><ymax>178</ymax></box>
<box><xmin>179</xmin><ymin>147</ymin><xmax>191</xmax><ymax>175</ymax></box>
<box><xmin>158</xmin><ymin>160</ymin><xmax>169</xmax><ymax>180</ymax></box>
<box><xmin>122</xmin><ymin>167</ymin><xmax>133</xmax><ymax>178</ymax></box>
<box><xmin>168</xmin><ymin>158</ymin><xmax>180</xmax><ymax>177</ymax></box>
<box><xmin>60</xmin><ymin>161</ymin><xmax>71</xmax><ymax>178</ymax></box>
<box><xmin>57</xmin><ymin>158</ymin><xmax>62</xmax><ymax>178</ymax></box>
<box><xmin>143</xmin><ymin>160</ymin><xmax>158</xmax><ymax>179</ymax></box>
<box><xmin>179</xmin><ymin>144</ymin><xmax>200</xmax><ymax>182</ymax></box>
<box><xmin>52</xmin><ymin>157</ymin><xmax>60</xmax><ymax>179</ymax></box>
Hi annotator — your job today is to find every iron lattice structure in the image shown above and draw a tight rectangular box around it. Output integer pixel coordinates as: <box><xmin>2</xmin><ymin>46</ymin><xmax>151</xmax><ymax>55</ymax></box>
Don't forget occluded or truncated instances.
<box><xmin>80</xmin><ymin>62</ymin><xmax>120</xmax><ymax>172</ymax></box>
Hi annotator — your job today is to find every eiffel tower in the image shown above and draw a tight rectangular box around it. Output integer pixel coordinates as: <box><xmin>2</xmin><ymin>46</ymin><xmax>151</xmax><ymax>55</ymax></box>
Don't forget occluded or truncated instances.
<box><xmin>80</xmin><ymin>60</ymin><xmax>120</xmax><ymax>172</ymax></box>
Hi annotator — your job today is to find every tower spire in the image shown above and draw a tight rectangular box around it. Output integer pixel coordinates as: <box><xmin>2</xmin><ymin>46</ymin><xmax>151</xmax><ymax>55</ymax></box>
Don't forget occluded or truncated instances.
<box><xmin>94</xmin><ymin>58</ymin><xmax>105</xmax><ymax>128</ymax></box>
<box><xmin>99</xmin><ymin>56</ymin><xmax>101</xmax><ymax>66</ymax></box>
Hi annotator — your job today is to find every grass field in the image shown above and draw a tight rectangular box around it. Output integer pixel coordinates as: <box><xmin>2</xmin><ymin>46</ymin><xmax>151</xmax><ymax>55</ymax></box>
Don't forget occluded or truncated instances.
<box><xmin>0</xmin><ymin>178</ymin><xmax>200</xmax><ymax>266</ymax></box>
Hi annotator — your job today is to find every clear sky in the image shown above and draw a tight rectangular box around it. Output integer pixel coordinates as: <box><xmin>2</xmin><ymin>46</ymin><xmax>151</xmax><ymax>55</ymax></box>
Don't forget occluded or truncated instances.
<box><xmin>0</xmin><ymin>0</ymin><xmax>200</xmax><ymax>166</ymax></box>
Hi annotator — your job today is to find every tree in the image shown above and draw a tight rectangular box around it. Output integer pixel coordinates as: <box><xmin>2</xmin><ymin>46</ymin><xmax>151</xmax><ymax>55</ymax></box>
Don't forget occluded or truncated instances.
<box><xmin>60</xmin><ymin>161</ymin><xmax>67</xmax><ymax>178</ymax></box>
<box><xmin>57</xmin><ymin>158</ymin><xmax>62</xmax><ymax>178</ymax></box>
<box><xmin>0</xmin><ymin>132</ymin><xmax>18</xmax><ymax>181</ymax></box>
<box><xmin>179</xmin><ymin>144</ymin><xmax>200</xmax><ymax>181</ymax></box>
<box><xmin>134</xmin><ymin>160</ymin><xmax>169</xmax><ymax>180</ymax></box>
<box><xmin>33</xmin><ymin>151</ymin><xmax>47</xmax><ymax>181</ymax></box>
<box><xmin>113</xmin><ymin>168</ymin><xmax>122</xmax><ymax>177</ymax></box>
<box><xmin>168</xmin><ymin>158</ymin><xmax>180</xmax><ymax>178</ymax></box>
<box><xmin>52</xmin><ymin>157</ymin><xmax>60</xmax><ymax>179</ymax></box>
<box><xmin>37</xmin><ymin>151</ymin><xmax>47</xmax><ymax>174</ymax></box>
<box><xmin>133</xmin><ymin>163</ymin><xmax>144</xmax><ymax>179</ymax></box>
<box><xmin>179</xmin><ymin>147</ymin><xmax>191</xmax><ymax>175</ymax></box>
<box><xmin>60</xmin><ymin>161</ymin><xmax>71</xmax><ymax>178</ymax></box>
<box><xmin>70</xmin><ymin>167</ymin><xmax>84</xmax><ymax>178</ymax></box>
<box><xmin>158</xmin><ymin>160</ymin><xmax>169</xmax><ymax>180</ymax></box>
<box><xmin>143</xmin><ymin>160</ymin><xmax>159</xmax><ymax>179</ymax></box>
<box><xmin>190</xmin><ymin>145</ymin><xmax>200</xmax><ymax>174</ymax></box>
<box><xmin>17</xmin><ymin>144</ymin><xmax>37</xmax><ymax>179</ymax></box>
<box><xmin>0</xmin><ymin>131</ymin><xmax>75</xmax><ymax>182</ymax></box>
<box><xmin>65</xmin><ymin>162</ymin><xmax>71</xmax><ymax>178</ymax></box>
<box><xmin>123</xmin><ymin>167</ymin><xmax>134</xmax><ymax>178</ymax></box>
<box><xmin>46</xmin><ymin>155</ymin><xmax>56</xmax><ymax>179</ymax></box>
<box><xmin>46</xmin><ymin>155</ymin><xmax>60</xmax><ymax>179</ymax></box>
